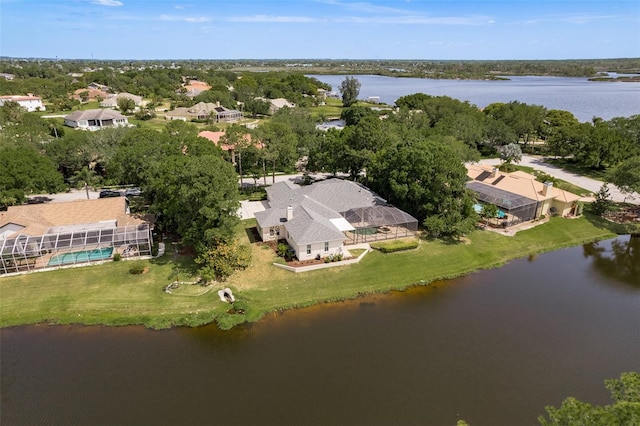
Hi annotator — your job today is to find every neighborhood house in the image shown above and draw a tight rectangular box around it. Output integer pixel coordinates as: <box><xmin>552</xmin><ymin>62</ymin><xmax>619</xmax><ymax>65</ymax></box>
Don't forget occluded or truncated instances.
<box><xmin>100</xmin><ymin>93</ymin><xmax>144</xmax><ymax>109</ymax></box>
<box><xmin>465</xmin><ymin>164</ymin><xmax>583</xmax><ymax>226</ymax></box>
<box><xmin>254</xmin><ymin>179</ymin><xmax>418</xmax><ymax>261</ymax></box>
<box><xmin>165</xmin><ymin>102</ymin><xmax>243</xmax><ymax>123</ymax></box>
<box><xmin>0</xmin><ymin>198</ymin><xmax>153</xmax><ymax>275</ymax></box>
<box><xmin>64</xmin><ymin>109</ymin><xmax>129</xmax><ymax>130</ymax></box>
<box><xmin>0</xmin><ymin>95</ymin><xmax>45</xmax><ymax>112</ymax></box>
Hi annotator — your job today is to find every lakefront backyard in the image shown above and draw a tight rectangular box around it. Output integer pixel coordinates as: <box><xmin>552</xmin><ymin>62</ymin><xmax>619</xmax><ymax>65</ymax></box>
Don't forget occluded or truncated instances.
<box><xmin>0</xmin><ymin>209</ymin><xmax>632</xmax><ymax>331</ymax></box>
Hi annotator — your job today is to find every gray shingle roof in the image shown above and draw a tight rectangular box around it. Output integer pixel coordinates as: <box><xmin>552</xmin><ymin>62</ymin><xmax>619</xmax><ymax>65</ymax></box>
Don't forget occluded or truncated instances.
<box><xmin>65</xmin><ymin>109</ymin><xmax>126</xmax><ymax>121</ymax></box>
<box><xmin>257</xmin><ymin>179</ymin><xmax>389</xmax><ymax>245</ymax></box>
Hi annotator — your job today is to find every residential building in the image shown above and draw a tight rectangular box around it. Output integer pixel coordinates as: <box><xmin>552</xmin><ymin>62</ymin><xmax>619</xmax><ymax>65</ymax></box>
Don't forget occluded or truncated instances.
<box><xmin>70</xmin><ymin>88</ymin><xmax>109</xmax><ymax>102</ymax></box>
<box><xmin>465</xmin><ymin>164</ymin><xmax>583</xmax><ymax>225</ymax></box>
<box><xmin>0</xmin><ymin>73</ymin><xmax>15</xmax><ymax>81</ymax></box>
<box><xmin>64</xmin><ymin>109</ymin><xmax>129</xmax><ymax>130</ymax></box>
<box><xmin>165</xmin><ymin>102</ymin><xmax>243</xmax><ymax>123</ymax></box>
<box><xmin>0</xmin><ymin>198</ymin><xmax>153</xmax><ymax>275</ymax></box>
<box><xmin>198</xmin><ymin>130</ymin><xmax>264</xmax><ymax>164</ymax></box>
<box><xmin>100</xmin><ymin>93</ymin><xmax>144</xmax><ymax>109</ymax></box>
<box><xmin>0</xmin><ymin>95</ymin><xmax>45</xmax><ymax>112</ymax></box>
<box><xmin>255</xmin><ymin>179</ymin><xmax>418</xmax><ymax>261</ymax></box>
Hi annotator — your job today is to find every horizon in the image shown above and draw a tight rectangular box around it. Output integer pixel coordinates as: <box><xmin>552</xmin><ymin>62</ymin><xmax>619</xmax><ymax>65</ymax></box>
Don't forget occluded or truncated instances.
<box><xmin>1</xmin><ymin>0</ymin><xmax>639</xmax><ymax>60</ymax></box>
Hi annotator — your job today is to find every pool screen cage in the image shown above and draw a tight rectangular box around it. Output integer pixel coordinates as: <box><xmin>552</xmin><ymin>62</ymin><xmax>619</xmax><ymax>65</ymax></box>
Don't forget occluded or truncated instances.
<box><xmin>342</xmin><ymin>205</ymin><xmax>418</xmax><ymax>244</ymax></box>
<box><xmin>0</xmin><ymin>223</ymin><xmax>152</xmax><ymax>275</ymax></box>
<box><xmin>466</xmin><ymin>182</ymin><xmax>539</xmax><ymax>226</ymax></box>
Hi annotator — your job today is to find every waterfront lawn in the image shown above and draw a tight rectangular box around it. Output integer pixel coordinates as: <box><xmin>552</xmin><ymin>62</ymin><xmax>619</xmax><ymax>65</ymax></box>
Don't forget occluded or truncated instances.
<box><xmin>0</xmin><ymin>216</ymin><xmax>617</xmax><ymax>330</ymax></box>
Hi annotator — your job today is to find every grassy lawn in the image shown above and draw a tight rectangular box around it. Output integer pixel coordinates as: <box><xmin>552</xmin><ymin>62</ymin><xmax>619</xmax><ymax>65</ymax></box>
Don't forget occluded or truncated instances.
<box><xmin>0</xmin><ymin>213</ymin><xmax>623</xmax><ymax>330</ymax></box>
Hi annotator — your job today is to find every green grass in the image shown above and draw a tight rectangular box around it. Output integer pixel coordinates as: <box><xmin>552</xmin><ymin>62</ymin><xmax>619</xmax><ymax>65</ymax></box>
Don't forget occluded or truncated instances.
<box><xmin>0</xmin><ymin>214</ymin><xmax>623</xmax><ymax>330</ymax></box>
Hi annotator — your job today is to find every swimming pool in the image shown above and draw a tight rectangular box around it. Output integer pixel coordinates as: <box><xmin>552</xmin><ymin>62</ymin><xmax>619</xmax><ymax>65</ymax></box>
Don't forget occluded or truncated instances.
<box><xmin>473</xmin><ymin>203</ymin><xmax>507</xmax><ymax>219</ymax></box>
<box><xmin>48</xmin><ymin>247</ymin><xmax>114</xmax><ymax>266</ymax></box>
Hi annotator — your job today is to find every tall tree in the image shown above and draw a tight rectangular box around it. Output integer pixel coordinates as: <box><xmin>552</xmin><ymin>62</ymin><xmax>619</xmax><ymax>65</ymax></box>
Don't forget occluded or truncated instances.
<box><xmin>369</xmin><ymin>138</ymin><xmax>476</xmax><ymax>240</ymax></box>
<box><xmin>606</xmin><ymin>156</ymin><xmax>640</xmax><ymax>197</ymax></box>
<box><xmin>116</xmin><ymin>97</ymin><xmax>135</xmax><ymax>114</ymax></box>
<box><xmin>71</xmin><ymin>166</ymin><xmax>100</xmax><ymax>199</ymax></box>
<box><xmin>339</xmin><ymin>76</ymin><xmax>361</xmax><ymax>107</ymax></box>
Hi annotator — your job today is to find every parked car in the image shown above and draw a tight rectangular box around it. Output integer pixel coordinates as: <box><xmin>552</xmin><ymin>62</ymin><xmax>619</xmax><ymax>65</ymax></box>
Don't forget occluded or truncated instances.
<box><xmin>99</xmin><ymin>190</ymin><xmax>122</xmax><ymax>198</ymax></box>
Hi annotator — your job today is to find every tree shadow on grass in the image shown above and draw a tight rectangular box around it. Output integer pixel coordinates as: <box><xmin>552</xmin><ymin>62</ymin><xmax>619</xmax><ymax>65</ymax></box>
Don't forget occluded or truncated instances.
<box><xmin>244</xmin><ymin>226</ymin><xmax>261</xmax><ymax>244</ymax></box>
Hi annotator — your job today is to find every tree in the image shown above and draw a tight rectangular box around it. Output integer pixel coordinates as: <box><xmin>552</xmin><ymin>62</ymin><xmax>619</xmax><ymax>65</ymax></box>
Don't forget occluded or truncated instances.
<box><xmin>538</xmin><ymin>372</ymin><xmax>640</xmax><ymax>426</ymax></box>
<box><xmin>71</xmin><ymin>166</ymin><xmax>100</xmax><ymax>199</ymax></box>
<box><xmin>591</xmin><ymin>183</ymin><xmax>612</xmax><ymax>217</ymax></box>
<box><xmin>606</xmin><ymin>156</ymin><xmax>640</xmax><ymax>197</ymax></box>
<box><xmin>223</xmin><ymin>124</ymin><xmax>251</xmax><ymax>189</ymax></box>
<box><xmin>0</xmin><ymin>146</ymin><xmax>65</xmax><ymax>209</ymax></box>
<box><xmin>369</xmin><ymin>138</ymin><xmax>476</xmax><ymax>240</ymax></box>
<box><xmin>339</xmin><ymin>76</ymin><xmax>361</xmax><ymax>107</ymax></box>
<box><xmin>499</xmin><ymin>143</ymin><xmax>522</xmax><ymax>165</ymax></box>
<box><xmin>195</xmin><ymin>241</ymin><xmax>251</xmax><ymax>282</ymax></box>
<box><xmin>116</xmin><ymin>97</ymin><xmax>135</xmax><ymax>114</ymax></box>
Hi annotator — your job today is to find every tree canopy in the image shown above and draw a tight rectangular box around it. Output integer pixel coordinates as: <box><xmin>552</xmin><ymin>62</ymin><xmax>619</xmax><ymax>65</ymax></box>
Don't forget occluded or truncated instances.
<box><xmin>339</xmin><ymin>76</ymin><xmax>361</xmax><ymax>107</ymax></box>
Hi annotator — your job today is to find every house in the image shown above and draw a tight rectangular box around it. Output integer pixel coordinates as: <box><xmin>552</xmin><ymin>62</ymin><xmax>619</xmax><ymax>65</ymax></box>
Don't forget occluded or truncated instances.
<box><xmin>70</xmin><ymin>88</ymin><xmax>109</xmax><ymax>102</ymax></box>
<box><xmin>88</xmin><ymin>82</ymin><xmax>110</xmax><ymax>91</ymax></box>
<box><xmin>255</xmin><ymin>97</ymin><xmax>295</xmax><ymax>115</ymax></box>
<box><xmin>465</xmin><ymin>164</ymin><xmax>583</xmax><ymax>225</ymax></box>
<box><xmin>0</xmin><ymin>197</ymin><xmax>153</xmax><ymax>275</ymax></box>
<box><xmin>64</xmin><ymin>109</ymin><xmax>129</xmax><ymax>130</ymax></box>
<box><xmin>254</xmin><ymin>179</ymin><xmax>418</xmax><ymax>261</ymax></box>
<box><xmin>198</xmin><ymin>130</ymin><xmax>264</xmax><ymax>164</ymax></box>
<box><xmin>181</xmin><ymin>80</ymin><xmax>211</xmax><ymax>98</ymax></box>
<box><xmin>0</xmin><ymin>73</ymin><xmax>15</xmax><ymax>81</ymax></box>
<box><xmin>100</xmin><ymin>93</ymin><xmax>144</xmax><ymax>109</ymax></box>
<box><xmin>165</xmin><ymin>102</ymin><xmax>243</xmax><ymax>123</ymax></box>
<box><xmin>0</xmin><ymin>95</ymin><xmax>45</xmax><ymax>112</ymax></box>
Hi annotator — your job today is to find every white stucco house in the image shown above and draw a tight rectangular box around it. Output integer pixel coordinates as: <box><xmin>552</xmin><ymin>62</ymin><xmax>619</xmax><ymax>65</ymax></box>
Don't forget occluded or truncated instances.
<box><xmin>0</xmin><ymin>95</ymin><xmax>45</xmax><ymax>112</ymax></box>
<box><xmin>254</xmin><ymin>179</ymin><xmax>418</xmax><ymax>261</ymax></box>
<box><xmin>64</xmin><ymin>109</ymin><xmax>129</xmax><ymax>130</ymax></box>
<box><xmin>100</xmin><ymin>93</ymin><xmax>144</xmax><ymax>109</ymax></box>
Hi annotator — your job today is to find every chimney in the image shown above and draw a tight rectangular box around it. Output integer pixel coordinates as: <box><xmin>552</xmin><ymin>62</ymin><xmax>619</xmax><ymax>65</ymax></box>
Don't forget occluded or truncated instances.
<box><xmin>286</xmin><ymin>205</ymin><xmax>293</xmax><ymax>221</ymax></box>
<box><xmin>490</xmin><ymin>167</ymin><xmax>498</xmax><ymax>178</ymax></box>
<box><xmin>543</xmin><ymin>181</ymin><xmax>553</xmax><ymax>196</ymax></box>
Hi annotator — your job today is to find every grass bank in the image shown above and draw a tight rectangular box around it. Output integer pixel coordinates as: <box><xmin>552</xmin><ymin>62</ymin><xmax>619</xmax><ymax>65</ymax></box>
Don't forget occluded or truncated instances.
<box><xmin>0</xmin><ymin>215</ymin><xmax>622</xmax><ymax>330</ymax></box>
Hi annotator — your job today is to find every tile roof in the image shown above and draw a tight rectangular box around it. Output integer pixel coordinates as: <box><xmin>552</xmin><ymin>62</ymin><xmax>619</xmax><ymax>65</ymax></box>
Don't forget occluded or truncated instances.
<box><xmin>465</xmin><ymin>164</ymin><xmax>580</xmax><ymax>203</ymax></box>
<box><xmin>0</xmin><ymin>198</ymin><xmax>146</xmax><ymax>238</ymax></box>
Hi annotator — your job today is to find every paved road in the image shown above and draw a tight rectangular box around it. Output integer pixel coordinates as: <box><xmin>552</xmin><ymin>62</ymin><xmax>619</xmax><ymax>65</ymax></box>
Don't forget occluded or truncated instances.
<box><xmin>478</xmin><ymin>156</ymin><xmax>639</xmax><ymax>205</ymax></box>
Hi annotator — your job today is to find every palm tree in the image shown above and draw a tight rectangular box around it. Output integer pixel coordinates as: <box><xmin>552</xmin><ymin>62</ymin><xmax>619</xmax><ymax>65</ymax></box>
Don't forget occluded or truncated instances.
<box><xmin>71</xmin><ymin>166</ymin><xmax>99</xmax><ymax>199</ymax></box>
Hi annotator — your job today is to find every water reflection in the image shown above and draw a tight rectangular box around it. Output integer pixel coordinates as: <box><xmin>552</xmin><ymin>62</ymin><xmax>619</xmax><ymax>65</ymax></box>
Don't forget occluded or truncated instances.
<box><xmin>584</xmin><ymin>235</ymin><xmax>640</xmax><ymax>288</ymax></box>
<box><xmin>2</xmin><ymin>237</ymin><xmax>639</xmax><ymax>426</ymax></box>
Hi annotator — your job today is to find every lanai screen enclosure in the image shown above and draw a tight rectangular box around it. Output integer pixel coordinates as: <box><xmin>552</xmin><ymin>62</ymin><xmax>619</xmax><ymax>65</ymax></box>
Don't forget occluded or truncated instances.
<box><xmin>343</xmin><ymin>205</ymin><xmax>418</xmax><ymax>244</ymax></box>
<box><xmin>466</xmin><ymin>181</ymin><xmax>538</xmax><ymax>225</ymax></box>
<box><xmin>0</xmin><ymin>223</ymin><xmax>153</xmax><ymax>275</ymax></box>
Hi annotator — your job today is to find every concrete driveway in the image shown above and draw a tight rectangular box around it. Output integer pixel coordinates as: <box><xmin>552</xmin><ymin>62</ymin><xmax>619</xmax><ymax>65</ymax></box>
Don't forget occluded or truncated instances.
<box><xmin>478</xmin><ymin>155</ymin><xmax>639</xmax><ymax>204</ymax></box>
<box><xmin>237</xmin><ymin>200</ymin><xmax>269</xmax><ymax>220</ymax></box>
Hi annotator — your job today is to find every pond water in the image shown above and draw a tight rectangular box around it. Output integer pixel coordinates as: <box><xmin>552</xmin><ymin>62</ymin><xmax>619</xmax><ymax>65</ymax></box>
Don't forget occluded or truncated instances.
<box><xmin>1</xmin><ymin>236</ymin><xmax>639</xmax><ymax>425</ymax></box>
<box><xmin>309</xmin><ymin>74</ymin><xmax>640</xmax><ymax>122</ymax></box>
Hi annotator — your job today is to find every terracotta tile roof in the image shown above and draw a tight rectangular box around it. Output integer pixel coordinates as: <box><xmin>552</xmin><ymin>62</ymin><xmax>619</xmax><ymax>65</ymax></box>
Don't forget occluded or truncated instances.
<box><xmin>466</xmin><ymin>164</ymin><xmax>580</xmax><ymax>203</ymax></box>
<box><xmin>0</xmin><ymin>198</ymin><xmax>146</xmax><ymax>238</ymax></box>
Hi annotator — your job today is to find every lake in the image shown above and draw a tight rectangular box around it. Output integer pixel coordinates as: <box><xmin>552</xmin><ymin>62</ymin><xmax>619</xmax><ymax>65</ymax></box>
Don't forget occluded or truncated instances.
<box><xmin>2</xmin><ymin>236</ymin><xmax>638</xmax><ymax>425</ymax></box>
<box><xmin>309</xmin><ymin>74</ymin><xmax>640</xmax><ymax>122</ymax></box>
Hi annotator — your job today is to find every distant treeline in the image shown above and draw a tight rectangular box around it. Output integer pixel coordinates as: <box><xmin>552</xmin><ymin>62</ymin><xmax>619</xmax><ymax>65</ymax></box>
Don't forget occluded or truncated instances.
<box><xmin>1</xmin><ymin>57</ymin><xmax>639</xmax><ymax>81</ymax></box>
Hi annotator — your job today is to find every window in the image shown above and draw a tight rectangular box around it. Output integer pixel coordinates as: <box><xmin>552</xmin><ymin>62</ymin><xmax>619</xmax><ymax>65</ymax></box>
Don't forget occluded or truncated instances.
<box><xmin>306</xmin><ymin>245</ymin><xmax>311</xmax><ymax>255</ymax></box>
<box><xmin>324</xmin><ymin>242</ymin><xmax>329</xmax><ymax>252</ymax></box>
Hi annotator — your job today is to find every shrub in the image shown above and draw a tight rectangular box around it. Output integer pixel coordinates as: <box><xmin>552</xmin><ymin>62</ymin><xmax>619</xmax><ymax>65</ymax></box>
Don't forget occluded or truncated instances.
<box><xmin>129</xmin><ymin>262</ymin><xmax>146</xmax><ymax>275</ymax></box>
<box><xmin>113</xmin><ymin>252</ymin><xmax>121</xmax><ymax>262</ymax></box>
<box><xmin>371</xmin><ymin>240</ymin><xmax>419</xmax><ymax>253</ymax></box>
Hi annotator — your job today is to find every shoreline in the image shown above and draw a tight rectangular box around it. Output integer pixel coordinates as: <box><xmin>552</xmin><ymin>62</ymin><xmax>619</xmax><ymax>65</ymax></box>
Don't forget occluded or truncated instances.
<box><xmin>2</xmin><ymin>214</ymin><xmax>631</xmax><ymax>331</ymax></box>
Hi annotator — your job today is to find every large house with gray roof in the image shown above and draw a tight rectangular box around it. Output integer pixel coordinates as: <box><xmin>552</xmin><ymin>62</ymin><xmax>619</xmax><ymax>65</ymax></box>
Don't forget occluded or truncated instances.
<box><xmin>64</xmin><ymin>109</ymin><xmax>129</xmax><ymax>130</ymax></box>
<box><xmin>254</xmin><ymin>179</ymin><xmax>418</xmax><ymax>261</ymax></box>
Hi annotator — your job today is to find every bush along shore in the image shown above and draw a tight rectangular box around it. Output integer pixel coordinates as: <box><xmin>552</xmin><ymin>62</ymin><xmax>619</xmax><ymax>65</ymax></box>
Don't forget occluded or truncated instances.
<box><xmin>0</xmin><ymin>213</ymin><xmax>634</xmax><ymax>330</ymax></box>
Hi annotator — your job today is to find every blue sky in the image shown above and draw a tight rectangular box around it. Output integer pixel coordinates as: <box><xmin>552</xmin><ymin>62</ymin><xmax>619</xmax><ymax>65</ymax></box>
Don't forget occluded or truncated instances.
<box><xmin>1</xmin><ymin>0</ymin><xmax>639</xmax><ymax>60</ymax></box>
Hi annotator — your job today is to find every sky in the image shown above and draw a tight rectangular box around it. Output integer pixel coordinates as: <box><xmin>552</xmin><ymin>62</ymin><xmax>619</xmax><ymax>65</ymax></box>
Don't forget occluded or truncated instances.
<box><xmin>1</xmin><ymin>0</ymin><xmax>639</xmax><ymax>60</ymax></box>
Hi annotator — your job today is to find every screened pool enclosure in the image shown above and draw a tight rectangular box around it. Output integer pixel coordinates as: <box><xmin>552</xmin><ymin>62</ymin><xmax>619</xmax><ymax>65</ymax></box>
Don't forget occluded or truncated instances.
<box><xmin>466</xmin><ymin>181</ymin><xmax>539</xmax><ymax>226</ymax></box>
<box><xmin>343</xmin><ymin>205</ymin><xmax>418</xmax><ymax>244</ymax></box>
<box><xmin>0</xmin><ymin>223</ymin><xmax>153</xmax><ymax>275</ymax></box>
